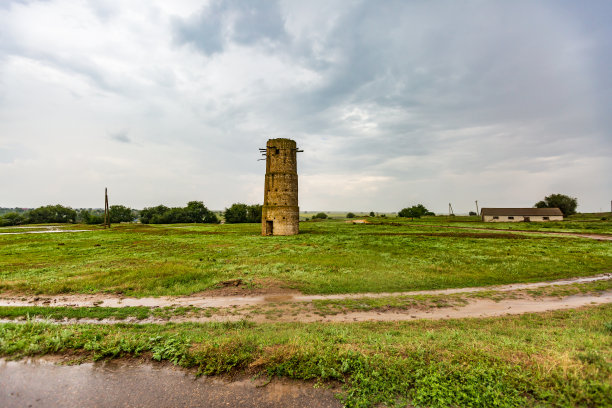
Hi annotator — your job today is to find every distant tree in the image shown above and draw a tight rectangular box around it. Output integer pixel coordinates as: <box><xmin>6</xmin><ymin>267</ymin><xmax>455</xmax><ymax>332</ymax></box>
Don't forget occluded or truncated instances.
<box><xmin>224</xmin><ymin>203</ymin><xmax>248</xmax><ymax>223</ymax></box>
<box><xmin>346</xmin><ymin>212</ymin><xmax>355</xmax><ymax>218</ymax></box>
<box><xmin>248</xmin><ymin>204</ymin><xmax>263</xmax><ymax>223</ymax></box>
<box><xmin>0</xmin><ymin>212</ymin><xmax>26</xmax><ymax>226</ymax></box>
<box><xmin>109</xmin><ymin>205</ymin><xmax>134</xmax><ymax>223</ymax></box>
<box><xmin>469</xmin><ymin>211</ymin><xmax>477</xmax><ymax>216</ymax></box>
<box><xmin>313</xmin><ymin>212</ymin><xmax>328</xmax><ymax>220</ymax></box>
<box><xmin>369</xmin><ymin>211</ymin><xmax>375</xmax><ymax>217</ymax></box>
<box><xmin>184</xmin><ymin>201</ymin><xmax>218</xmax><ymax>223</ymax></box>
<box><xmin>140</xmin><ymin>205</ymin><xmax>169</xmax><ymax>224</ymax></box>
<box><xmin>140</xmin><ymin>202</ymin><xmax>217</xmax><ymax>224</ymax></box>
<box><xmin>535</xmin><ymin>194</ymin><xmax>577</xmax><ymax>217</ymax></box>
<box><xmin>27</xmin><ymin>205</ymin><xmax>77</xmax><ymax>223</ymax></box>
<box><xmin>398</xmin><ymin>204</ymin><xmax>434</xmax><ymax>220</ymax></box>
<box><xmin>79</xmin><ymin>210</ymin><xmax>104</xmax><ymax>225</ymax></box>
<box><xmin>224</xmin><ymin>203</ymin><xmax>262</xmax><ymax>223</ymax></box>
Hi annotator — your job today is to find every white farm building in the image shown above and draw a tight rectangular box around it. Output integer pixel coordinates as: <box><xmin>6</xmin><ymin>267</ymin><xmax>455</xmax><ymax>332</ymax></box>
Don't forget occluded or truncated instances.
<box><xmin>481</xmin><ymin>208</ymin><xmax>563</xmax><ymax>222</ymax></box>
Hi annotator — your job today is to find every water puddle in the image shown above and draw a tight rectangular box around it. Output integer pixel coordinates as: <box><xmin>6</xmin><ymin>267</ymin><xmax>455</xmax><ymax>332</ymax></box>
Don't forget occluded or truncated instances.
<box><xmin>0</xmin><ymin>358</ymin><xmax>341</xmax><ymax>408</ymax></box>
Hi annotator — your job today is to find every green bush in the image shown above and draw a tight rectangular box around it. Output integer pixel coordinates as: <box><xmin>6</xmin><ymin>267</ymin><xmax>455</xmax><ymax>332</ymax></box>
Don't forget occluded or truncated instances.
<box><xmin>0</xmin><ymin>212</ymin><xmax>26</xmax><ymax>226</ymax></box>
<box><xmin>140</xmin><ymin>202</ymin><xmax>218</xmax><ymax>224</ymax></box>
<box><xmin>535</xmin><ymin>193</ymin><xmax>578</xmax><ymax>216</ymax></box>
<box><xmin>399</xmin><ymin>204</ymin><xmax>434</xmax><ymax>219</ymax></box>
<box><xmin>224</xmin><ymin>203</ymin><xmax>262</xmax><ymax>223</ymax></box>
<box><xmin>27</xmin><ymin>205</ymin><xmax>77</xmax><ymax>223</ymax></box>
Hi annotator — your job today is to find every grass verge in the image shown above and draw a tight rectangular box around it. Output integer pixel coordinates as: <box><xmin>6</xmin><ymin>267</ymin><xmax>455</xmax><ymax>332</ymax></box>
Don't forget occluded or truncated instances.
<box><xmin>1</xmin><ymin>305</ymin><xmax>611</xmax><ymax>407</ymax></box>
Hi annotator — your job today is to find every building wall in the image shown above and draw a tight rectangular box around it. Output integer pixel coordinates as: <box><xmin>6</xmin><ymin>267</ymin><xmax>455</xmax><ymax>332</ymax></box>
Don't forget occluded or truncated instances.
<box><xmin>482</xmin><ymin>215</ymin><xmax>563</xmax><ymax>222</ymax></box>
<box><xmin>262</xmin><ymin>138</ymin><xmax>299</xmax><ymax>236</ymax></box>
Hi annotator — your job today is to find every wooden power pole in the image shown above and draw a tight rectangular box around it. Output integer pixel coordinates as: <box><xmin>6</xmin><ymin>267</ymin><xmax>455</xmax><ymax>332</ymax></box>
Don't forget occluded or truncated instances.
<box><xmin>475</xmin><ymin>200</ymin><xmax>479</xmax><ymax>216</ymax></box>
<box><xmin>448</xmin><ymin>203</ymin><xmax>454</xmax><ymax>216</ymax></box>
<box><xmin>104</xmin><ymin>188</ymin><xmax>110</xmax><ymax>228</ymax></box>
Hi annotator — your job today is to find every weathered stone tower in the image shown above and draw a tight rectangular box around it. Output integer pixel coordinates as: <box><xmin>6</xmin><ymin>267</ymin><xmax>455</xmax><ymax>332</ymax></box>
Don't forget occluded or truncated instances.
<box><xmin>261</xmin><ymin>138</ymin><xmax>301</xmax><ymax>236</ymax></box>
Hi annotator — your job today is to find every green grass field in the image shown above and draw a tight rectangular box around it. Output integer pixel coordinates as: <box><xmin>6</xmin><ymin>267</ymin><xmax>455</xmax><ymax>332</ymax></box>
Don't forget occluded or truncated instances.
<box><xmin>1</xmin><ymin>216</ymin><xmax>611</xmax><ymax>407</ymax></box>
<box><xmin>0</xmin><ymin>218</ymin><xmax>609</xmax><ymax>296</ymax></box>
<box><xmin>0</xmin><ymin>218</ymin><xmax>610</xmax><ymax>296</ymax></box>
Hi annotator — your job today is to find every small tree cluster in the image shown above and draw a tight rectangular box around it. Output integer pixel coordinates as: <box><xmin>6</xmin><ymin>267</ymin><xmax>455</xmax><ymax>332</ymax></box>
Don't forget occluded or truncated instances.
<box><xmin>398</xmin><ymin>204</ymin><xmax>435</xmax><ymax>219</ymax></box>
<box><xmin>78</xmin><ymin>209</ymin><xmax>105</xmax><ymax>225</ymax></box>
<box><xmin>535</xmin><ymin>193</ymin><xmax>577</xmax><ymax>217</ymax></box>
<box><xmin>223</xmin><ymin>203</ymin><xmax>262</xmax><ymax>223</ymax></box>
<box><xmin>312</xmin><ymin>212</ymin><xmax>328</xmax><ymax>219</ymax></box>
<box><xmin>140</xmin><ymin>201</ymin><xmax>218</xmax><ymax>224</ymax></box>
<box><xmin>346</xmin><ymin>212</ymin><xmax>355</xmax><ymax>218</ymax></box>
<box><xmin>0</xmin><ymin>212</ymin><xmax>27</xmax><ymax>226</ymax></box>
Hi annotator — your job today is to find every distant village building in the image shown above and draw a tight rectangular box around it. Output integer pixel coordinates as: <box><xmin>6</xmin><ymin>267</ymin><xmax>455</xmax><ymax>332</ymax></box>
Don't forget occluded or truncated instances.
<box><xmin>480</xmin><ymin>208</ymin><xmax>563</xmax><ymax>222</ymax></box>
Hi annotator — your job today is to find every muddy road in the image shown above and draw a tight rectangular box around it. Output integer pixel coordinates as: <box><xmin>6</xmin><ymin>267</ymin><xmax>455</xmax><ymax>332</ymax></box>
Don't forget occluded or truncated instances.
<box><xmin>1</xmin><ymin>273</ymin><xmax>609</xmax><ymax>309</ymax></box>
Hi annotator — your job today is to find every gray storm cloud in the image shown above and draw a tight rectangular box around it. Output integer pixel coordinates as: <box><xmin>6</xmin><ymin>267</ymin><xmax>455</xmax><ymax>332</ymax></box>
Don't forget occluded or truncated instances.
<box><xmin>0</xmin><ymin>0</ymin><xmax>610</xmax><ymax>212</ymax></box>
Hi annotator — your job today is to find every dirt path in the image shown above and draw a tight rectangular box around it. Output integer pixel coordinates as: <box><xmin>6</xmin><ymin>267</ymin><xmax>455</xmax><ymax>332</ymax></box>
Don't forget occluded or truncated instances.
<box><xmin>0</xmin><ymin>358</ymin><xmax>341</xmax><ymax>408</ymax></box>
<box><xmin>1</xmin><ymin>292</ymin><xmax>610</xmax><ymax>325</ymax></box>
<box><xmin>1</xmin><ymin>275</ymin><xmax>610</xmax><ymax>324</ymax></box>
<box><xmin>1</xmin><ymin>273</ymin><xmax>609</xmax><ymax>309</ymax></box>
<box><xmin>406</xmin><ymin>223</ymin><xmax>612</xmax><ymax>241</ymax></box>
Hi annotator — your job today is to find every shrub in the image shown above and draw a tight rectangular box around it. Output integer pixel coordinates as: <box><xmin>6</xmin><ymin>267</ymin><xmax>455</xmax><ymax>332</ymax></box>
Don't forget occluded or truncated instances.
<box><xmin>312</xmin><ymin>213</ymin><xmax>328</xmax><ymax>220</ymax></box>
<box><xmin>535</xmin><ymin>194</ymin><xmax>577</xmax><ymax>216</ymax></box>
<box><xmin>109</xmin><ymin>205</ymin><xmax>134</xmax><ymax>223</ymax></box>
<box><xmin>0</xmin><ymin>212</ymin><xmax>26</xmax><ymax>226</ymax></box>
<box><xmin>398</xmin><ymin>204</ymin><xmax>434</xmax><ymax>219</ymax></box>
<box><xmin>224</xmin><ymin>203</ymin><xmax>262</xmax><ymax>223</ymax></box>
<box><xmin>346</xmin><ymin>212</ymin><xmax>355</xmax><ymax>218</ymax></box>
<box><xmin>140</xmin><ymin>202</ymin><xmax>218</xmax><ymax>224</ymax></box>
<box><xmin>27</xmin><ymin>205</ymin><xmax>77</xmax><ymax>223</ymax></box>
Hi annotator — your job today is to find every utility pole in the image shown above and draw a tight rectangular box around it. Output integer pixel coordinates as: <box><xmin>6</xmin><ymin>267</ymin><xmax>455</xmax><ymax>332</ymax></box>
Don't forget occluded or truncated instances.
<box><xmin>104</xmin><ymin>188</ymin><xmax>110</xmax><ymax>228</ymax></box>
<box><xmin>448</xmin><ymin>203</ymin><xmax>454</xmax><ymax>216</ymax></box>
<box><xmin>475</xmin><ymin>200</ymin><xmax>479</xmax><ymax>216</ymax></box>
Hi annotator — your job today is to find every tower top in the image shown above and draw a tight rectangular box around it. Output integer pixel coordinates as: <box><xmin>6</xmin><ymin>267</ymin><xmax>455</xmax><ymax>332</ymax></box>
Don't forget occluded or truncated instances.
<box><xmin>266</xmin><ymin>138</ymin><xmax>297</xmax><ymax>148</ymax></box>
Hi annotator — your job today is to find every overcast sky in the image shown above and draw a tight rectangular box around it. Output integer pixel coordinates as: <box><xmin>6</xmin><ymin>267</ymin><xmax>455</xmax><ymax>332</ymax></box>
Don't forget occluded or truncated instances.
<box><xmin>1</xmin><ymin>0</ymin><xmax>610</xmax><ymax>213</ymax></box>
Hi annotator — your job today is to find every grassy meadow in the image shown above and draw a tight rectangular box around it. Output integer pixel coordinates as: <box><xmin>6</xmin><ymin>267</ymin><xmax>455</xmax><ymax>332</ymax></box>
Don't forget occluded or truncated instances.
<box><xmin>0</xmin><ymin>217</ymin><xmax>610</xmax><ymax>296</ymax></box>
<box><xmin>1</xmin><ymin>216</ymin><xmax>611</xmax><ymax>407</ymax></box>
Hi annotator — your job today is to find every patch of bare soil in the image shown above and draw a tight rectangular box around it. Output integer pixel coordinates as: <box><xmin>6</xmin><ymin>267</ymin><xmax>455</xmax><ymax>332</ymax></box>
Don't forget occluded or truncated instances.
<box><xmin>197</xmin><ymin>278</ymin><xmax>301</xmax><ymax>297</ymax></box>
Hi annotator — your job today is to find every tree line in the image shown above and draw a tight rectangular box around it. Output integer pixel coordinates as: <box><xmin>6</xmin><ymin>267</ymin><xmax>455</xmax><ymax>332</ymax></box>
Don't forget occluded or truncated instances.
<box><xmin>0</xmin><ymin>201</ymin><xmax>266</xmax><ymax>226</ymax></box>
<box><xmin>0</xmin><ymin>193</ymin><xmax>579</xmax><ymax>227</ymax></box>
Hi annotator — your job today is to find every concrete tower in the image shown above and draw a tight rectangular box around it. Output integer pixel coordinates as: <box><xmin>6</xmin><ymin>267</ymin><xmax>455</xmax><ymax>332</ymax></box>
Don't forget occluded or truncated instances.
<box><xmin>261</xmin><ymin>138</ymin><xmax>301</xmax><ymax>236</ymax></box>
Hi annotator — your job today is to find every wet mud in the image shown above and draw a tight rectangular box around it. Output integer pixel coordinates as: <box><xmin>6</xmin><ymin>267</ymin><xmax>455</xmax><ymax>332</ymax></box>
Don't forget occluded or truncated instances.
<box><xmin>1</xmin><ymin>292</ymin><xmax>610</xmax><ymax>325</ymax></box>
<box><xmin>0</xmin><ymin>358</ymin><xmax>341</xmax><ymax>408</ymax></box>
<box><xmin>1</xmin><ymin>273</ymin><xmax>609</xmax><ymax>309</ymax></box>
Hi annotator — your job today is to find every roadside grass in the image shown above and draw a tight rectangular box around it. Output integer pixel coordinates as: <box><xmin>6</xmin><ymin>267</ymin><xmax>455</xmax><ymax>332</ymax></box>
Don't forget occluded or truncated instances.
<box><xmin>0</xmin><ymin>221</ymin><xmax>610</xmax><ymax>297</ymax></box>
<box><xmin>1</xmin><ymin>280</ymin><xmax>610</xmax><ymax>322</ymax></box>
<box><xmin>1</xmin><ymin>305</ymin><xmax>611</xmax><ymax>407</ymax></box>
